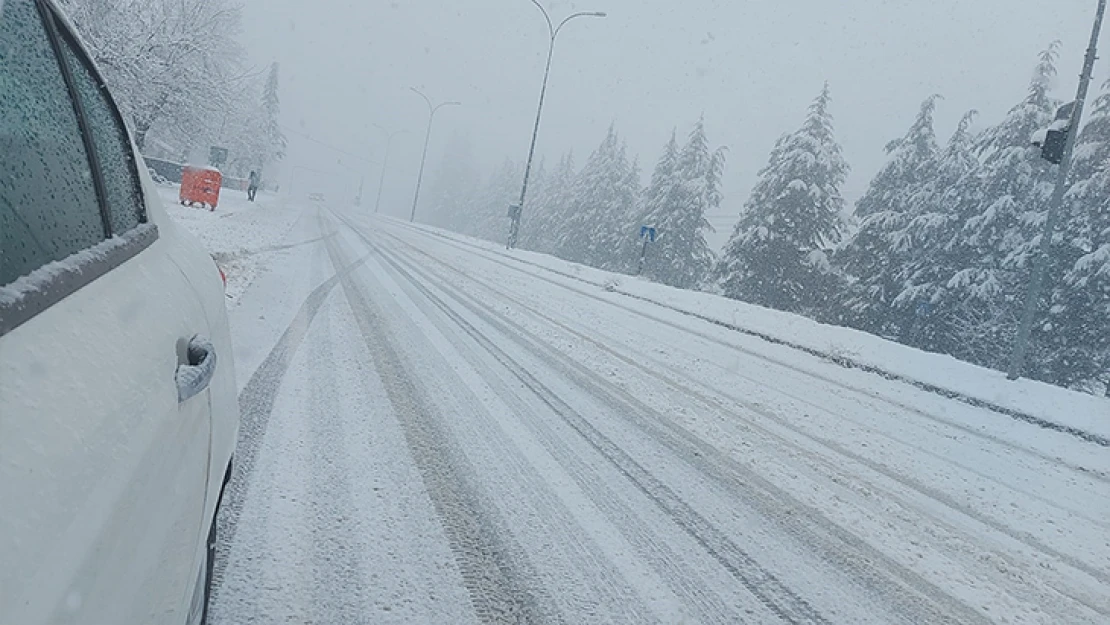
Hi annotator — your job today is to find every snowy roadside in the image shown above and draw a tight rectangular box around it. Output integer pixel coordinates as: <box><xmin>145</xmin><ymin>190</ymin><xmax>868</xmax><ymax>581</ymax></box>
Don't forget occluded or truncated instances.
<box><xmin>159</xmin><ymin>185</ymin><xmax>304</xmax><ymax>303</ymax></box>
<box><xmin>384</xmin><ymin>217</ymin><xmax>1110</xmax><ymax>442</ymax></box>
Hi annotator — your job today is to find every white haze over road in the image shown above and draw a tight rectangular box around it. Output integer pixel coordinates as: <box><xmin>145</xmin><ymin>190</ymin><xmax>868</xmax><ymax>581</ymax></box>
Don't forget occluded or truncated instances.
<box><xmin>238</xmin><ymin>0</ymin><xmax>1104</xmax><ymax>245</ymax></box>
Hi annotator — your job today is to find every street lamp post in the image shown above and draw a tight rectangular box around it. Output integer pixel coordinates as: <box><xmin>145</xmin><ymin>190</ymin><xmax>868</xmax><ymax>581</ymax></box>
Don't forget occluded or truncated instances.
<box><xmin>1007</xmin><ymin>0</ymin><xmax>1107</xmax><ymax>381</ymax></box>
<box><xmin>410</xmin><ymin>87</ymin><xmax>460</xmax><ymax>223</ymax></box>
<box><xmin>373</xmin><ymin>124</ymin><xmax>407</xmax><ymax>215</ymax></box>
<box><xmin>508</xmin><ymin>1</ymin><xmax>606</xmax><ymax>249</ymax></box>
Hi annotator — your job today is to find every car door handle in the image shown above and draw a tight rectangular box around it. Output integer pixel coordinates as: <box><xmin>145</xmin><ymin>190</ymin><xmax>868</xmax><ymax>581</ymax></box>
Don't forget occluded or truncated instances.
<box><xmin>176</xmin><ymin>335</ymin><xmax>217</xmax><ymax>403</ymax></box>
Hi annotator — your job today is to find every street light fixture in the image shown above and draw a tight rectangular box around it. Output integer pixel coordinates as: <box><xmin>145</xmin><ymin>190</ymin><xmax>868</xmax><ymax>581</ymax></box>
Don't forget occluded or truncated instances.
<box><xmin>508</xmin><ymin>1</ymin><xmax>607</xmax><ymax>248</ymax></box>
<box><xmin>373</xmin><ymin>124</ymin><xmax>408</xmax><ymax>214</ymax></box>
<box><xmin>410</xmin><ymin>87</ymin><xmax>460</xmax><ymax>223</ymax></box>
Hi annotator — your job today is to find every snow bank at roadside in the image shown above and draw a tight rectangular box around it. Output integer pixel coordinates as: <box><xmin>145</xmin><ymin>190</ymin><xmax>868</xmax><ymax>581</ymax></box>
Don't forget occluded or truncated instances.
<box><xmin>161</xmin><ymin>186</ymin><xmax>303</xmax><ymax>303</ymax></box>
<box><xmin>396</xmin><ymin>218</ymin><xmax>1110</xmax><ymax>443</ymax></box>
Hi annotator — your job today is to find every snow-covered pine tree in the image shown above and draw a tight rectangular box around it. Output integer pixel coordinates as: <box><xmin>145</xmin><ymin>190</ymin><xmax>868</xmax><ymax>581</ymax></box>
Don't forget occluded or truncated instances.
<box><xmin>1056</xmin><ymin>215</ymin><xmax>1110</xmax><ymax>391</ymax></box>
<box><xmin>941</xmin><ymin>43</ymin><xmax>1060</xmax><ymax>371</ymax></box>
<box><xmin>217</xmin><ymin>78</ymin><xmax>266</xmax><ymax>177</ymax></box>
<box><xmin>596</xmin><ymin>156</ymin><xmax>643</xmax><ymax>274</ymax></box>
<box><xmin>1041</xmin><ymin>181</ymin><xmax>1110</xmax><ymax>388</ymax></box>
<box><xmin>520</xmin><ymin>152</ymin><xmax>575</xmax><ymax>254</ymax></box>
<box><xmin>554</xmin><ymin>125</ymin><xmax>640</xmax><ymax>271</ymax></box>
<box><xmin>1035</xmin><ymin>76</ymin><xmax>1110</xmax><ymax>388</ymax></box>
<box><xmin>856</xmin><ymin>95</ymin><xmax>943</xmax><ymax>219</ymax></box>
<box><xmin>837</xmin><ymin>95</ymin><xmax>941</xmax><ymax>334</ymax></box>
<box><xmin>638</xmin><ymin>132</ymin><xmax>682</xmax><ymax>278</ymax></box>
<box><xmin>259</xmin><ymin>63</ymin><xmax>287</xmax><ymax>171</ymax></box>
<box><xmin>641</xmin><ymin>121</ymin><xmax>726</xmax><ymax>288</ymax></box>
<box><xmin>716</xmin><ymin>84</ymin><xmax>849</xmax><ymax>314</ymax></box>
<box><xmin>1068</xmin><ymin>79</ymin><xmax>1110</xmax><ymax>184</ymax></box>
<box><xmin>889</xmin><ymin>110</ymin><xmax>981</xmax><ymax>353</ymax></box>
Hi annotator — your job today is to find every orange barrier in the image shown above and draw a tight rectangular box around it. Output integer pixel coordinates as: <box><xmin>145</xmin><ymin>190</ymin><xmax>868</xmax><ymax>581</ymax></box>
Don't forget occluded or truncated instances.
<box><xmin>179</xmin><ymin>166</ymin><xmax>222</xmax><ymax>211</ymax></box>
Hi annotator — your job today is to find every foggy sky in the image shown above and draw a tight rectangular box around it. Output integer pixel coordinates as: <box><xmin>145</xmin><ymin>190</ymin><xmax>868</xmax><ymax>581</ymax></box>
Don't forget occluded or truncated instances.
<box><xmin>238</xmin><ymin>0</ymin><xmax>1105</xmax><ymax>247</ymax></box>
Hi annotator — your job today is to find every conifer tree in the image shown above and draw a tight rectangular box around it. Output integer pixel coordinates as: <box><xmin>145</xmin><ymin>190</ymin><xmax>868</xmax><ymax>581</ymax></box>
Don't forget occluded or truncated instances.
<box><xmin>641</xmin><ymin>121</ymin><xmax>726</xmax><ymax>288</ymax></box>
<box><xmin>890</xmin><ymin>110</ymin><xmax>981</xmax><ymax>352</ymax></box>
<box><xmin>554</xmin><ymin>126</ymin><xmax>640</xmax><ymax>270</ymax></box>
<box><xmin>520</xmin><ymin>152</ymin><xmax>575</xmax><ymax>255</ymax></box>
<box><xmin>716</xmin><ymin>84</ymin><xmax>849</xmax><ymax>313</ymax></box>
<box><xmin>940</xmin><ymin>44</ymin><xmax>1060</xmax><ymax>370</ymax></box>
<box><xmin>838</xmin><ymin>95</ymin><xmax>942</xmax><ymax>334</ymax></box>
<box><xmin>259</xmin><ymin>62</ymin><xmax>287</xmax><ymax>170</ymax></box>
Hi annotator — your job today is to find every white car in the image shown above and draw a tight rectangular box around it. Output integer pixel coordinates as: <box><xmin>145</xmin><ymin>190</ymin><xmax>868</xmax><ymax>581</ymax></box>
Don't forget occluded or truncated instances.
<box><xmin>0</xmin><ymin>1</ymin><xmax>239</xmax><ymax>623</ymax></box>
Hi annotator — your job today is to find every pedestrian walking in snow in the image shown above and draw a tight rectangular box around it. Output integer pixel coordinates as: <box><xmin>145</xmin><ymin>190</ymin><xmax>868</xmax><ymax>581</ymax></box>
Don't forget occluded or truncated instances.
<box><xmin>248</xmin><ymin>170</ymin><xmax>260</xmax><ymax>201</ymax></box>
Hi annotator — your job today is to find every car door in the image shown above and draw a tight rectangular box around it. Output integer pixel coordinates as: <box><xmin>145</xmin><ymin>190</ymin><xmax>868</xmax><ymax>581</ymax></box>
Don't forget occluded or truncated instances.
<box><xmin>0</xmin><ymin>1</ymin><xmax>213</xmax><ymax>622</ymax></box>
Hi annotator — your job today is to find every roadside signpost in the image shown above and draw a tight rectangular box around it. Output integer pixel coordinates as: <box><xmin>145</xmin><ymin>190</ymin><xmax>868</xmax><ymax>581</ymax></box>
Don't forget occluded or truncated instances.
<box><xmin>637</xmin><ymin>225</ymin><xmax>657</xmax><ymax>275</ymax></box>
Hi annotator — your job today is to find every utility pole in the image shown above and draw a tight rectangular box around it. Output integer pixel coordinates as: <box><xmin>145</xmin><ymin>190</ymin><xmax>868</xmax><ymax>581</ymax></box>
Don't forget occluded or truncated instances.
<box><xmin>410</xmin><ymin>88</ymin><xmax>460</xmax><ymax>223</ymax></box>
<box><xmin>509</xmin><ymin>2</ymin><xmax>606</xmax><ymax>249</ymax></box>
<box><xmin>1008</xmin><ymin>0</ymin><xmax>1107</xmax><ymax>381</ymax></box>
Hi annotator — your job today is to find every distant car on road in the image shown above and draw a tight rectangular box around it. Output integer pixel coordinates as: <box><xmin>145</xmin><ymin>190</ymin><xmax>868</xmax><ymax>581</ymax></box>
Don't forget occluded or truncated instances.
<box><xmin>308</xmin><ymin>192</ymin><xmax>326</xmax><ymax>202</ymax></box>
<box><xmin>0</xmin><ymin>1</ymin><xmax>239</xmax><ymax>623</ymax></box>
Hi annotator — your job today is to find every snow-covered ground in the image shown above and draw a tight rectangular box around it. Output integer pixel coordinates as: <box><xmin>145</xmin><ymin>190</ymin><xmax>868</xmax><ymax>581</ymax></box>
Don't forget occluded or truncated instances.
<box><xmin>167</xmin><ymin>197</ymin><xmax>1110</xmax><ymax>624</ymax></box>
<box><xmin>393</xmin><ymin>218</ymin><xmax>1110</xmax><ymax>443</ymax></box>
<box><xmin>160</xmin><ymin>185</ymin><xmax>305</xmax><ymax>303</ymax></box>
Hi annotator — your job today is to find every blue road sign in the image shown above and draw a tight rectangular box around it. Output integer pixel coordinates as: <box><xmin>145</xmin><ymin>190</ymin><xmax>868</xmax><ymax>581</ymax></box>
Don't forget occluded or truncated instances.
<box><xmin>640</xmin><ymin>226</ymin><xmax>657</xmax><ymax>242</ymax></box>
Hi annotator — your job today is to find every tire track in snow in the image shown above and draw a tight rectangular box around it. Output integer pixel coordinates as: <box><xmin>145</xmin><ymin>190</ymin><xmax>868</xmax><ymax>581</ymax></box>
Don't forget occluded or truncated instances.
<box><xmin>304</xmin><ymin>288</ymin><xmax>370</xmax><ymax>622</ymax></box>
<box><xmin>379</xmin><ymin>217</ymin><xmax>1110</xmax><ymax>450</ymax></box>
<box><xmin>455</xmin><ymin>260</ymin><xmax>1106</xmax><ymax>618</ymax></box>
<box><xmin>379</xmin><ymin>217</ymin><xmax>1110</xmax><ymax>486</ymax></box>
<box><xmin>212</xmin><ymin>242</ymin><xmax>368</xmax><ymax>598</ymax></box>
<box><xmin>359</xmin><ymin>231</ymin><xmax>831</xmax><ymax>625</ymax></box>
<box><xmin>377</xmin><ymin>273</ymin><xmax>754</xmax><ymax>623</ymax></box>
<box><xmin>377</xmin><ymin>225</ymin><xmax>1110</xmax><ymax>619</ymax></box>
<box><xmin>322</xmin><ymin>232</ymin><xmax>555</xmax><ymax>625</ymax></box>
<box><xmin>211</xmin><ymin>232</ymin><xmax>336</xmax><ymax>264</ymax></box>
<box><xmin>361</xmin><ymin>225</ymin><xmax>728</xmax><ymax>624</ymax></box>
<box><xmin>368</xmin><ymin>226</ymin><xmax>1010</xmax><ymax>625</ymax></box>
<box><xmin>357</xmin><ymin>251</ymin><xmax>676</xmax><ymax>620</ymax></box>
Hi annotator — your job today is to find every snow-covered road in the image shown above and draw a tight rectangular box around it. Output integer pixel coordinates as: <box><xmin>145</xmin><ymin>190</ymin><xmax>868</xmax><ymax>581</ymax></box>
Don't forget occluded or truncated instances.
<box><xmin>178</xmin><ymin>197</ymin><xmax>1110</xmax><ymax>624</ymax></box>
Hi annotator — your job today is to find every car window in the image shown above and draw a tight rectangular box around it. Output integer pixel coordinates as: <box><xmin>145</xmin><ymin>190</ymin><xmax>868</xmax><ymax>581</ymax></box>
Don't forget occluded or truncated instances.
<box><xmin>56</xmin><ymin>29</ymin><xmax>145</xmax><ymax>234</ymax></box>
<box><xmin>0</xmin><ymin>0</ymin><xmax>104</xmax><ymax>287</ymax></box>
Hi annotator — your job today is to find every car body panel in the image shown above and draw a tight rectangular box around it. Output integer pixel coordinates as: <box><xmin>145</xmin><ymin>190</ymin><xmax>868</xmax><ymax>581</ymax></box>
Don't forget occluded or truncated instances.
<box><xmin>0</xmin><ymin>1</ymin><xmax>240</xmax><ymax>621</ymax></box>
<box><xmin>0</xmin><ymin>224</ymin><xmax>212</xmax><ymax>623</ymax></box>
<box><xmin>136</xmin><ymin>165</ymin><xmax>241</xmax><ymax>613</ymax></box>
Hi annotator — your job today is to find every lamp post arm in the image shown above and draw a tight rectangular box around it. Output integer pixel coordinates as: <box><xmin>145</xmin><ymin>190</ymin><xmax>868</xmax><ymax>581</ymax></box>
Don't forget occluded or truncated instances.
<box><xmin>410</xmin><ymin>86</ymin><xmax>433</xmax><ymax>114</ymax></box>
<box><xmin>530</xmin><ymin>0</ymin><xmax>554</xmax><ymax>38</ymax></box>
<box><xmin>555</xmin><ymin>12</ymin><xmax>604</xmax><ymax>37</ymax></box>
